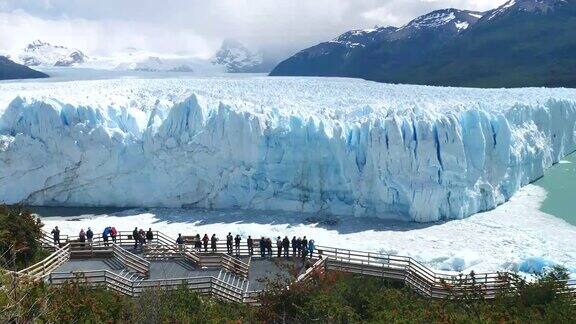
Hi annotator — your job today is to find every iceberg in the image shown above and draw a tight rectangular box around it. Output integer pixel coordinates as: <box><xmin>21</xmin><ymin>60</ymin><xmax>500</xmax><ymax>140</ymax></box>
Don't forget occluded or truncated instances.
<box><xmin>1</xmin><ymin>77</ymin><xmax>575</xmax><ymax>222</ymax></box>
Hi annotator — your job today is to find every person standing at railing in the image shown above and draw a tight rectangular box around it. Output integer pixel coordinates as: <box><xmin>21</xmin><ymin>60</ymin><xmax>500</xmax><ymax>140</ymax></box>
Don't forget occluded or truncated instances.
<box><xmin>102</xmin><ymin>227</ymin><xmax>111</xmax><ymax>246</ymax></box>
<box><xmin>138</xmin><ymin>229</ymin><xmax>146</xmax><ymax>248</ymax></box>
<box><xmin>276</xmin><ymin>236</ymin><xmax>282</xmax><ymax>258</ymax></box>
<box><xmin>211</xmin><ymin>234</ymin><xmax>218</xmax><ymax>253</ymax></box>
<box><xmin>247</xmin><ymin>236</ymin><xmax>254</xmax><ymax>255</ymax></box>
<box><xmin>302</xmin><ymin>236</ymin><xmax>308</xmax><ymax>255</ymax></box>
<box><xmin>266</xmin><ymin>238</ymin><xmax>273</xmax><ymax>258</ymax></box>
<box><xmin>282</xmin><ymin>236</ymin><xmax>290</xmax><ymax>258</ymax></box>
<box><xmin>308</xmin><ymin>239</ymin><xmax>315</xmax><ymax>258</ymax></box>
<box><xmin>132</xmin><ymin>227</ymin><xmax>139</xmax><ymax>249</ymax></box>
<box><xmin>86</xmin><ymin>227</ymin><xmax>94</xmax><ymax>243</ymax></box>
<box><xmin>296</xmin><ymin>237</ymin><xmax>302</xmax><ymax>257</ymax></box>
<box><xmin>226</xmin><ymin>232</ymin><xmax>233</xmax><ymax>254</ymax></box>
<box><xmin>51</xmin><ymin>226</ymin><xmax>60</xmax><ymax>247</ymax></box>
<box><xmin>176</xmin><ymin>233</ymin><xmax>184</xmax><ymax>251</ymax></box>
<box><xmin>110</xmin><ymin>227</ymin><xmax>118</xmax><ymax>243</ymax></box>
<box><xmin>146</xmin><ymin>228</ymin><xmax>154</xmax><ymax>243</ymax></box>
<box><xmin>234</xmin><ymin>234</ymin><xmax>241</xmax><ymax>256</ymax></box>
<box><xmin>202</xmin><ymin>234</ymin><xmax>209</xmax><ymax>252</ymax></box>
<box><xmin>259</xmin><ymin>237</ymin><xmax>265</xmax><ymax>257</ymax></box>
<box><xmin>79</xmin><ymin>229</ymin><xmax>86</xmax><ymax>247</ymax></box>
<box><xmin>292</xmin><ymin>236</ymin><xmax>297</xmax><ymax>256</ymax></box>
<box><xmin>194</xmin><ymin>234</ymin><xmax>201</xmax><ymax>251</ymax></box>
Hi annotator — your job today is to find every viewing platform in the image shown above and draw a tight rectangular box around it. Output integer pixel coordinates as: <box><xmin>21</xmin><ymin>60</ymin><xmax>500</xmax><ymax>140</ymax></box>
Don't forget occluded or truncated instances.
<box><xmin>5</xmin><ymin>230</ymin><xmax>575</xmax><ymax>305</ymax></box>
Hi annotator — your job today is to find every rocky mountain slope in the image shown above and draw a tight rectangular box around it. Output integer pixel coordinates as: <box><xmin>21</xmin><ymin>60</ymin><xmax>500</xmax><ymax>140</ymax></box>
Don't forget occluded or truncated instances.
<box><xmin>271</xmin><ymin>0</ymin><xmax>576</xmax><ymax>88</ymax></box>
<box><xmin>0</xmin><ymin>56</ymin><xmax>48</xmax><ymax>80</ymax></box>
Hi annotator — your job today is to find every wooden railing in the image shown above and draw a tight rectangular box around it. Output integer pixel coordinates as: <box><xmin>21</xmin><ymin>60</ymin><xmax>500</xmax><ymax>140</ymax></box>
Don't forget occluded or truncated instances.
<box><xmin>47</xmin><ymin>270</ymin><xmax>245</xmax><ymax>303</ymax></box>
<box><xmin>41</xmin><ymin>231</ymin><xmax>69</xmax><ymax>250</ymax></box>
<box><xmin>45</xmin><ymin>230</ymin><xmax>174</xmax><ymax>248</ymax></box>
<box><xmin>112</xmin><ymin>243</ymin><xmax>150</xmax><ymax>277</ymax></box>
<box><xmin>317</xmin><ymin>245</ymin><xmax>520</xmax><ymax>299</ymax></box>
<box><xmin>142</xmin><ymin>244</ymin><xmax>201</xmax><ymax>266</ymax></box>
<box><xmin>220</xmin><ymin>253</ymin><xmax>249</xmax><ymax>278</ymax></box>
<box><xmin>295</xmin><ymin>257</ymin><xmax>326</xmax><ymax>283</ymax></box>
<box><xmin>18</xmin><ymin>243</ymin><xmax>70</xmax><ymax>278</ymax></box>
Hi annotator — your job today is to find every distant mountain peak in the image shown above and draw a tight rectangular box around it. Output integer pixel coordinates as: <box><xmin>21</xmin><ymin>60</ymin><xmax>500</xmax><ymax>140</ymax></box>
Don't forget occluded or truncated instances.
<box><xmin>212</xmin><ymin>39</ymin><xmax>264</xmax><ymax>73</ymax></box>
<box><xmin>487</xmin><ymin>0</ymin><xmax>568</xmax><ymax>20</ymax></box>
<box><xmin>333</xmin><ymin>26</ymin><xmax>397</xmax><ymax>48</ymax></box>
<box><xmin>19</xmin><ymin>40</ymin><xmax>87</xmax><ymax>67</ymax></box>
<box><xmin>401</xmin><ymin>8</ymin><xmax>483</xmax><ymax>32</ymax></box>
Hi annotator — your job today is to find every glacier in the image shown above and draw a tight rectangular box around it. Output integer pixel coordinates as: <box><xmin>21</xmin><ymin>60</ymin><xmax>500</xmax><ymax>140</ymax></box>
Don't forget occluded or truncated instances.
<box><xmin>1</xmin><ymin>76</ymin><xmax>576</xmax><ymax>222</ymax></box>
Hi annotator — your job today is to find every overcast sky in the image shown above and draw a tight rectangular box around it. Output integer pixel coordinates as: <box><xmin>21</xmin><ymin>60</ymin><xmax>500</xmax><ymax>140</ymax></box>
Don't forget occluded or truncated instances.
<box><xmin>0</xmin><ymin>0</ymin><xmax>507</xmax><ymax>60</ymax></box>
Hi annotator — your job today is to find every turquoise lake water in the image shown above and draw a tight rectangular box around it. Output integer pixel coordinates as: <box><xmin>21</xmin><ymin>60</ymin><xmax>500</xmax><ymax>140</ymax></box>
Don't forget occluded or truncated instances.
<box><xmin>534</xmin><ymin>151</ymin><xmax>576</xmax><ymax>226</ymax></box>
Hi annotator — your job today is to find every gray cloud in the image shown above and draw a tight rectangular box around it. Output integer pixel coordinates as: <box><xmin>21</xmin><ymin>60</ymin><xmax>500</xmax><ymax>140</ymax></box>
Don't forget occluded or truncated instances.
<box><xmin>0</xmin><ymin>0</ymin><xmax>506</xmax><ymax>61</ymax></box>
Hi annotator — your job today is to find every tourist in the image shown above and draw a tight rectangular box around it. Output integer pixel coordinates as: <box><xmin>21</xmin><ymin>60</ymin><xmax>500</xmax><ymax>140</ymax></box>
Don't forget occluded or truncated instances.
<box><xmin>51</xmin><ymin>226</ymin><xmax>60</xmax><ymax>247</ymax></box>
<box><xmin>211</xmin><ymin>234</ymin><xmax>218</xmax><ymax>253</ymax></box>
<box><xmin>132</xmin><ymin>227</ymin><xmax>139</xmax><ymax>249</ymax></box>
<box><xmin>266</xmin><ymin>238</ymin><xmax>273</xmax><ymax>257</ymax></box>
<box><xmin>308</xmin><ymin>239</ymin><xmax>315</xmax><ymax>258</ymax></box>
<box><xmin>79</xmin><ymin>229</ymin><xmax>86</xmax><ymax>247</ymax></box>
<box><xmin>302</xmin><ymin>236</ymin><xmax>308</xmax><ymax>254</ymax></box>
<box><xmin>138</xmin><ymin>228</ymin><xmax>146</xmax><ymax>247</ymax></box>
<box><xmin>247</xmin><ymin>236</ymin><xmax>254</xmax><ymax>255</ymax></box>
<box><xmin>202</xmin><ymin>234</ymin><xmax>209</xmax><ymax>252</ymax></box>
<box><xmin>259</xmin><ymin>237</ymin><xmax>265</xmax><ymax>257</ymax></box>
<box><xmin>146</xmin><ymin>228</ymin><xmax>154</xmax><ymax>243</ymax></box>
<box><xmin>176</xmin><ymin>233</ymin><xmax>184</xmax><ymax>251</ymax></box>
<box><xmin>276</xmin><ymin>236</ymin><xmax>282</xmax><ymax>258</ymax></box>
<box><xmin>110</xmin><ymin>226</ymin><xmax>118</xmax><ymax>243</ymax></box>
<box><xmin>291</xmin><ymin>236</ymin><xmax>297</xmax><ymax>256</ymax></box>
<box><xmin>296</xmin><ymin>237</ymin><xmax>302</xmax><ymax>257</ymax></box>
<box><xmin>234</xmin><ymin>234</ymin><xmax>241</xmax><ymax>256</ymax></box>
<box><xmin>194</xmin><ymin>234</ymin><xmax>202</xmax><ymax>251</ymax></box>
<box><xmin>86</xmin><ymin>227</ymin><xmax>94</xmax><ymax>243</ymax></box>
<box><xmin>282</xmin><ymin>236</ymin><xmax>290</xmax><ymax>258</ymax></box>
<box><xmin>102</xmin><ymin>227</ymin><xmax>110</xmax><ymax>246</ymax></box>
<box><xmin>226</xmin><ymin>232</ymin><xmax>233</xmax><ymax>254</ymax></box>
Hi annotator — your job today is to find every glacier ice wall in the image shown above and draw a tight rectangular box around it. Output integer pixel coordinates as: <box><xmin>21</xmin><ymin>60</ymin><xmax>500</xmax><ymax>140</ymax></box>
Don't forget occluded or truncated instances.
<box><xmin>1</xmin><ymin>78</ymin><xmax>576</xmax><ymax>222</ymax></box>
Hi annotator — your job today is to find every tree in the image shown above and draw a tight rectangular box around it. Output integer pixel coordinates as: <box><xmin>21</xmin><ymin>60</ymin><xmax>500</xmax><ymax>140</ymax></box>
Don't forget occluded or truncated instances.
<box><xmin>0</xmin><ymin>205</ymin><xmax>44</xmax><ymax>269</ymax></box>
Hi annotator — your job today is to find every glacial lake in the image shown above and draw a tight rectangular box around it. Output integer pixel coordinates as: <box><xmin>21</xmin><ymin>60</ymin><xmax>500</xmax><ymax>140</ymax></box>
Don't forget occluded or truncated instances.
<box><xmin>534</xmin><ymin>151</ymin><xmax>576</xmax><ymax>226</ymax></box>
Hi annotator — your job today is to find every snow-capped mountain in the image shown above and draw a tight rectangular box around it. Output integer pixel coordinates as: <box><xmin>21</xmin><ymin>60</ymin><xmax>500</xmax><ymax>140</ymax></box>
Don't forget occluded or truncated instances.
<box><xmin>77</xmin><ymin>48</ymin><xmax>225</xmax><ymax>74</ymax></box>
<box><xmin>270</xmin><ymin>9</ymin><xmax>482</xmax><ymax>77</ymax></box>
<box><xmin>271</xmin><ymin>0</ymin><xmax>576</xmax><ymax>88</ymax></box>
<box><xmin>16</xmin><ymin>40</ymin><xmax>88</xmax><ymax>67</ymax></box>
<box><xmin>392</xmin><ymin>9</ymin><xmax>483</xmax><ymax>39</ymax></box>
<box><xmin>486</xmin><ymin>0</ymin><xmax>567</xmax><ymax>20</ymax></box>
<box><xmin>212</xmin><ymin>39</ymin><xmax>265</xmax><ymax>73</ymax></box>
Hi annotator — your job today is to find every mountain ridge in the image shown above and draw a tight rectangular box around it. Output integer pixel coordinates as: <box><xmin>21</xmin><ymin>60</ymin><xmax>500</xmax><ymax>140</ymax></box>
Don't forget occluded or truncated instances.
<box><xmin>270</xmin><ymin>0</ymin><xmax>576</xmax><ymax>88</ymax></box>
<box><xmin>0</xmin><ymin>56</ymin><xmax>49</xmax><ymax>80</ymax></box>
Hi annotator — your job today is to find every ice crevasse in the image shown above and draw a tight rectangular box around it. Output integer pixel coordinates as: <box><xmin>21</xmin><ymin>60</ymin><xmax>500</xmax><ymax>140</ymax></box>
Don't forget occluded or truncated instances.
<box><xmin>0</xmin><ymin>77</ymin><xmax>575</xmax><ymax>222</ymax></box>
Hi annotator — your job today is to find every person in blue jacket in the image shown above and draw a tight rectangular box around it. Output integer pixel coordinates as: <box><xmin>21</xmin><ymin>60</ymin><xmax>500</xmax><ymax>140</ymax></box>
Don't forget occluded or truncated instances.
<box><xmin>102</xmin><ymin>227</ymin><xmax>111</xmax><ymax>246</ymax></box>
<box><xmin>308</xmin><ymin>239</ymin><xmax>315</xmax><ymax>258</ymax></box>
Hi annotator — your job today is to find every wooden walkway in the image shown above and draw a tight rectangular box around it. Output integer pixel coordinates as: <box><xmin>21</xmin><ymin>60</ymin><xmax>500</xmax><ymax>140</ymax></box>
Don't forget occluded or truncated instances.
<box><xmin>4</xmin><ymin>230</ymin><xmax>575</xmax><ymax>305</ymax></box>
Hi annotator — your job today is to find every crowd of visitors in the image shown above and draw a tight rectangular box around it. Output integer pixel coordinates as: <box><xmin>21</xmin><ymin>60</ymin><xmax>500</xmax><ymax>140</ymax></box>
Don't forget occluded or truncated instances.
<box><xmin>176</xmin><ymin>232</ymin><xmax>316</xmax><ymax>259</ymax></box>
<box><xmin>50</xmin><ymin>226</ymin><xmax>316</xmax><ymax>259</ymax></box>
